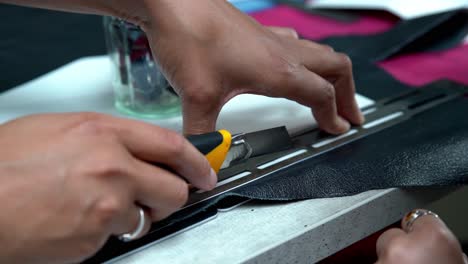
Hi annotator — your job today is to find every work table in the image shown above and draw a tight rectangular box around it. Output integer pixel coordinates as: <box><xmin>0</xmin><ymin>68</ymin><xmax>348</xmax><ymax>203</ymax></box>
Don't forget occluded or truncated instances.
<box><xmin>109</xmin><ymin>188</ymin><xmax>451</xmax><ymax>263</ymax></box>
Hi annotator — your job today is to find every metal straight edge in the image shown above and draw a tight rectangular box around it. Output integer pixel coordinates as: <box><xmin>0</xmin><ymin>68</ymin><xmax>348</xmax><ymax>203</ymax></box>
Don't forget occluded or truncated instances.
<box><xmin>183</xmin><ymin>85</ymin><xmax>466</xmax><ymax>210</ymax></box>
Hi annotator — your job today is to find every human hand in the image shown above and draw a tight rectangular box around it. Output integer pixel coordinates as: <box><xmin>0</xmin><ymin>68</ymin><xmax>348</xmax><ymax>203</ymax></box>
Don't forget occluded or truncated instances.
<box><xmin>376</xmin><ymin>209</ymin><xmax>467</xmax><ymax>264</ymax></box>
<box><xmin>0</xmin><ymin>113</ymin><xmax>215</xmax><ymax>263</ymax></box>
<box><xmin>1</xmin><ymin>0</ymin><xmax>364</xmax><ymax>136</ymax></box>
<box><xmin>138</xmin><ymin>0</ymin><xmax>364</xmax><ymax>134</ymax></box>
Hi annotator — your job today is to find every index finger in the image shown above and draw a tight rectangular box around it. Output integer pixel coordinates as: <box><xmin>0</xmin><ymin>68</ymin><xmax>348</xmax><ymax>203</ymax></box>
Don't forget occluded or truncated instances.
<box><xmin>268</xmin><ymin>67</ymin><xmax>351</xmax><ymax>134</ymax></box>
<box><xmin>92</xmin><ymin>115</ymin><xmax>217</xmax><ymax>191</ymax></box>
<box><xmin>298</xmin><ymin>42</ymin><xmax>364</xmax><ymax>125</ymax></box>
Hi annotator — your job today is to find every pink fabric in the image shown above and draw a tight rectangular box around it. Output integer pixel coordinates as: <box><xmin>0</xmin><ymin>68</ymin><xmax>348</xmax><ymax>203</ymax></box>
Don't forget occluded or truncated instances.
<box><xmin>251</xmin><ymin>5</ymin><xmax>397</xmax><ymax>40</ymax></box>
<box><xmin>379</xmin><ymin>44</ymin><xmax>468</xmax><ymax>86</ymax></box>
<box><xmin>252</xmin><ymin>6</ymin><xmax>468</xmax><ymax>87</ymax></box>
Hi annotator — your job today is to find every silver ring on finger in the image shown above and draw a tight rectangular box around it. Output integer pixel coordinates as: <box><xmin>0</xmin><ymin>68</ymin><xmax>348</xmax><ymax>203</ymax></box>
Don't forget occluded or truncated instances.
<box><xmin>118</xmin><ymin>207</ymin><xmax>147</xmax><ymax>242</ymax></box>
<box><xmin>402</xmin><ymin>209</ymin><xmax>439</xmax><ymax>232</ymax></box>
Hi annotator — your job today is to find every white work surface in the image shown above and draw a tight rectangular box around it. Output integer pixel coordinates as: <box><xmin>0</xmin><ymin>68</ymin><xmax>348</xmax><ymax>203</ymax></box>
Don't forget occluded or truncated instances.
<box><xmin>0</xmin><ymin>57</ymin><xmax>454</xmax><ymax>263</ymax></box>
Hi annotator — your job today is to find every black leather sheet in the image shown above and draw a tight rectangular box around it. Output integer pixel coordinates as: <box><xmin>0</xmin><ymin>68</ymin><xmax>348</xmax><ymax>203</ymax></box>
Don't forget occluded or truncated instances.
<box><xmin>232</xmin><ymin>88</ymin><xmax>468</xmax><ymax>200</ymax></box>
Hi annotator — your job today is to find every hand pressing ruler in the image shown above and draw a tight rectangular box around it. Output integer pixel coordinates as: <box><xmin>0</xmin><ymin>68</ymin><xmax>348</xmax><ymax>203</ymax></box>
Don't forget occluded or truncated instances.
<box><xmin>185</xmin><ymin>83</ymin><xmax>467</xmax><ymax>209</ymax></box>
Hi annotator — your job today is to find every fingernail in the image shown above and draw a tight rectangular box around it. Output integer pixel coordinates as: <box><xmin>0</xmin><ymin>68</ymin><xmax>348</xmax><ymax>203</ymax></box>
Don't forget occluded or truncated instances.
<box><xmin>208</xmin><ymin>168</ymin><xmax>218</xmax><ymax>190</ymax></box>
<box><xmin>358</xmin><ymin>112</ymin><xmax>366</xmax><ymax>124</ymax></box>
<box><xmin>338</xmin><ymin>117</ymin><xmax>351</xmax><ymax>132</ymax></box>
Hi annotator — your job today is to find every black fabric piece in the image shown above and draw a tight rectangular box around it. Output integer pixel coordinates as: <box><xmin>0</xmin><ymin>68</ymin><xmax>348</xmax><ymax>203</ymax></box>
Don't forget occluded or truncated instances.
<box><xmin>0</xmin><ymin>5</ymin><xmax>106</xmax><ymax>91</ymax></box>
<box><xmin>315</xmin><ymin>9</ymin><xmax>468</xmax><ymax>99</ymax></box>
<box><xmin>351</xmin><ymin>58</ymin><xmax>410</xmax><ymax>100</ymax></box>
<box><xmin>399</xmin><ymin>10</ymin><xmax>468</xmax><ymax>55</ymax></box>
<box><xmin>276</xmin><ymin>0</ymin><xmax>361</xmax><ymax>22</ymax></box>
<box><xmin>320</xmin><ymin>9</ymin><xmax>468</xmax><ymax>62</ymax></box>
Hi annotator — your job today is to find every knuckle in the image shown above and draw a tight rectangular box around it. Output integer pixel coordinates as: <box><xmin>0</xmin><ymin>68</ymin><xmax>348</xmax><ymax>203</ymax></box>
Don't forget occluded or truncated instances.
<box><xmin>384</xmin><ymin>240</ymin><xmax>411</xmax><ymax>261</ymax></box>
<box><xmin>89</xmin><ymin>150</ymin><xmax>127</xmax><ymax>177</ymax></box>
<box><xmin>162</xmin><ymin>130</ymin><xmax>187</xmax><ymax>157</ymax></box>
<box><xmin>70</xmin><ymin>147</ymin><xmax>127</xmax><ymax>183</ymax></box>
<box><xmin>68</xmin><ymin>122</ymin><xmax>132</xmax><ymax>180</ymax></box>
<box><xmin>285</xmin><ymin>28</ymin><xmax>298</xmax><ymax>38</ymax></box>
<box><xmin>74</xmin><ymin>112</ymin><xmax>104</xmax><ymax>125</ymax></box>
<box><xmin>94</xmin><ymin>196</ymin><xmax>124</xmax><ymax>227</ymax></box>
<box><xmin>72</xmin><ymin>112</ymin><xmax>108</xmax><ymax>136</ymax></box>
<box><xmin>81</xmin><ymin>149</ymin><xmax>119</xmax><ymax>177</ymax></box>
<box><xmin>315</xmin><ymin>81</ymin><xmax>336</xmax><ymax>106</ymax></box>
<box><xmin>273</xmin><ymin>59</ymin><xmax>301</xmax><ymax>87</ymax></box>
<box><xmin>182</xmin><ymin>82</ymin><xmax>218</xmax><ymax>106</ymax></box>
<box><xmin>170</xmin><ymin>181</ymin><xmax>189</xmax><ymax>208</ymax></box>
<box><xmin>320</xmin><ymin>44</ymin><xmax>335</xmax><ymax>52</ymax></box>
<box><xmin>336</xmin><ymin>52</ymin><xmax>353</xmax><ymax>69</ymax></box>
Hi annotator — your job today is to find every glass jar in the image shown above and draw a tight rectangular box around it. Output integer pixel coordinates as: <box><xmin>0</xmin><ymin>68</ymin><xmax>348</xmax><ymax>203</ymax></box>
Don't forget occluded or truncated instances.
<box><xmin>103</xmin><ymin>17</ymin><xmax>181</xmax><ymax>118</ymax></box>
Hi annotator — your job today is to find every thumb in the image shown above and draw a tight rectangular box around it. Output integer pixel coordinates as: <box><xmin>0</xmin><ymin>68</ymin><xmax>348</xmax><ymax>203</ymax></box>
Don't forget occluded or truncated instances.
<box><xmin>182</xmin><ymin>99</ymin><xmax>222</xmax><ymax>135</ymax></box>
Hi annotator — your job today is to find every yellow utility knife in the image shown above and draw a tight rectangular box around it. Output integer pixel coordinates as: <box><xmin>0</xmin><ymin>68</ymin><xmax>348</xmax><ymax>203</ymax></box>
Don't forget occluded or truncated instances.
<box><xmin>187</xmin><ymin>126</ymin><xmax>293</xmax><ymax>173</ymax></box>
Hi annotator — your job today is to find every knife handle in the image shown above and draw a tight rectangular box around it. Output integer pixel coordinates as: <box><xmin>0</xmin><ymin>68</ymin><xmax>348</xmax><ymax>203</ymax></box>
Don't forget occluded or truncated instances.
<box><xmin>187</xmin><ymin>130</ymin><xmax>232</xmax><ymax>173</ymax></box>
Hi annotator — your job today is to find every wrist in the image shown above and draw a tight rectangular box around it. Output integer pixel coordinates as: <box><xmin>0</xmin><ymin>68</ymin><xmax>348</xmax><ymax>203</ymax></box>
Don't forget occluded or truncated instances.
<box><xmin>138</xmin><ymin>0</ymin><xmax>222</xmax><ymax>36</ymax></box>
<box><xmin>100</xmin><ymin>0</ymin><xmax>176</xmax><ymax>31</ymax></box>
<box><xmin>97</xmin><ymin>0</ymin><xmax>155</xmax><ymax>27</ymax></box>
<box><xmin>139</xmin><ymin>0</ymin><xmax>179</xmax><ymax>30</ymax></box>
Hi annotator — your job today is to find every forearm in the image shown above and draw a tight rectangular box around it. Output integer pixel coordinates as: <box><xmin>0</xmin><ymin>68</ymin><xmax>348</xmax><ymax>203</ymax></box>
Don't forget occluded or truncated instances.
<box><xmin>0</xmin><ymin>0</ymin><xmax>218</xmax><ymax>31</ymax></box>
<box><xmin>0</xmin><ymin>0</ymin><xmax>153</xmax><ymax>25</ymax></box>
